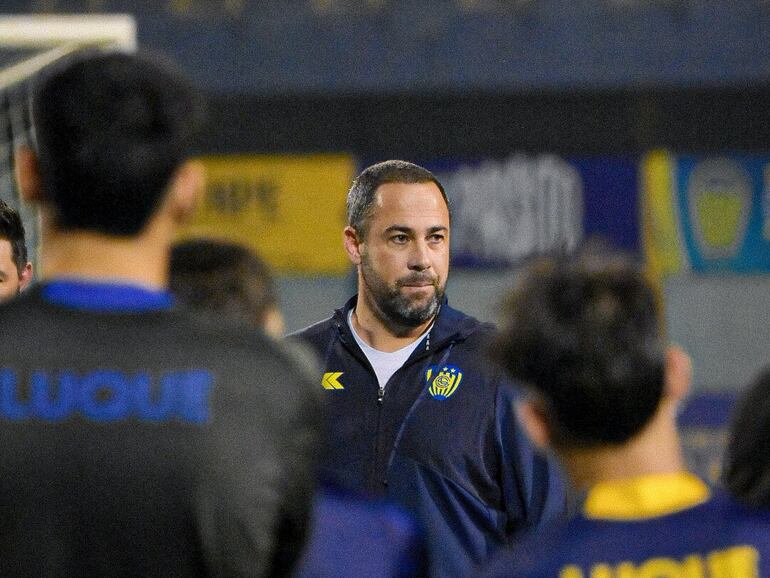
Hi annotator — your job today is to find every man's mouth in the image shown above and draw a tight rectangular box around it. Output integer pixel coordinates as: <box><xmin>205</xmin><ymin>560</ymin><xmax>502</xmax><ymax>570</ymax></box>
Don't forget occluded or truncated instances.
<box><xmin>399</xmin><ymin>280</ymin><xmax>435</xmax><ymax>289</ymax></box>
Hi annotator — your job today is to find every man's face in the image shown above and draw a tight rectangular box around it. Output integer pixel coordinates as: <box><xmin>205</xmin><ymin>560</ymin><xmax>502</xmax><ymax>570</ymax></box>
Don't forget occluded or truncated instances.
<box><xmin>0</xmin><ymin>239</ymin><xmax>22</xmax><ymax>302</ymax></box>
<box><xmin>356</xmin><ymin>181</ymin><xmax>450</xmax><ymax>329</ymax></box>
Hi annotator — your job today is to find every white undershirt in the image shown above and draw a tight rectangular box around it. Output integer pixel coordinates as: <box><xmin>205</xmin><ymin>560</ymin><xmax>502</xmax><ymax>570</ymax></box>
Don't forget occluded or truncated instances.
<box><xmin>347</xmin><ymin>309</ymin><xmax>430</xmax><ymax>390</ymax></box>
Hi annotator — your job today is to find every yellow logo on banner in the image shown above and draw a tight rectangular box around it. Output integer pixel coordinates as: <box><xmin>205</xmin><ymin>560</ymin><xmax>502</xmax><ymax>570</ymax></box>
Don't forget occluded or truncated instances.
<box><xmin>178</xmin><ymin>154</ymin><xmax>355</xmax><ymax>274</ymax></box>
<box><xmin>687</xmin><ymin>158</ymin><xmax>751</xmax><ymax>259</ymax></box>
<box><xmin>695</xmin><ymin>193</ymin><xmax>744</xmax><ymax>249</ymax></box>
<box><xmin>321</xmin><ymin>372</ymin><xmax>344</xmax><ymax>390</ymax></box>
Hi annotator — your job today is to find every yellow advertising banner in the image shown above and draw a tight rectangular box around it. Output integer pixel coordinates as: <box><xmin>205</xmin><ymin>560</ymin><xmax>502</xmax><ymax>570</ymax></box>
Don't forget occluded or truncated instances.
<box><xmin>640</xmin><ymin>149</ymin><xmax>686</xmax><ymax>283</ymax></box>
<box><xmin>178</xmin><ymin>154</ymin><xmax>355</xmax><ymax>274</ymax></box>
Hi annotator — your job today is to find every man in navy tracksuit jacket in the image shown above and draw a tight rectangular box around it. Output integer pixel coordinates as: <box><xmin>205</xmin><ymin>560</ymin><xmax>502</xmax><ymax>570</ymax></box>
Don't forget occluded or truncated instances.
<box><xmin>291</xmin><ymin>161</ymin><xmax>566</xmax><ymax>577</ymax></box>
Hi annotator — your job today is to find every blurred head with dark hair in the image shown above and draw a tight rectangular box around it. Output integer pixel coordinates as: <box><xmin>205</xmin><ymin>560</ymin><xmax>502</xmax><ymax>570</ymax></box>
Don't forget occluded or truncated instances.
<box><xmin>14</xmin><ymin>50</ymin><xmax>205</xmax><ymax>287</ymax></box>
<box><xmin>723</xmin><ymin>367</ymin><xmax>770</xmax><ymax>508</ymax></box>
<box><xmin>170</xmin><ymin>238</ymin><xmax>284</xmax><ymax>337</ymax></box>
<box><xmin>18</xmin><ymin>50</ymin><xmax>204</xmax><ymax>236</ymax></box>
<box><xmin>490</xmin><ymin>243</ymin><xmax>692</xmax><ymax>488</ymax></box>
<box><xmin>0</xmin><ymin>199</ymin><xmax>32</xmax><ymax>301</ymax></box>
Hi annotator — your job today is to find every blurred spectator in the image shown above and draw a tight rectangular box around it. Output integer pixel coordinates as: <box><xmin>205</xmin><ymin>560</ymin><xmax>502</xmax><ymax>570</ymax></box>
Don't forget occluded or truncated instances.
<box><xmin>170</xmin><ymin>238</ymin><xmax>284</xmax><ymax>336</ymax></box>
<box><xmin>3</xmin><ymin>50</ymin><xmax>319</xmax><ymax>577</ymax></box>
<box><xmin>477</xmin><ymin>245</ymin><xmax>770</xmax><ymax>577</ymax></box>
<box><xmin>0</xmin><ymin>198</ymin><xmax>32</xmax><ymax>301</ymax></box>
<box><xmin>723</xmin><ymin>366</ymin><xmax>770</xmax><ymax>508</ymax></box>
<box><xmin>168</xmin><ymin>236</ymin><xmax>426</xmax><ymax>577</ymax></box>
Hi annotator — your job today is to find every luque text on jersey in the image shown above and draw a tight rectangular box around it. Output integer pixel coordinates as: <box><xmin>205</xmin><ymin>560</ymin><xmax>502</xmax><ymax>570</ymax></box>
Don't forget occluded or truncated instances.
<box><xmin>0</xmin><ymin>368</ymin><xmax>213</xmax><ymax>423</ymax></box>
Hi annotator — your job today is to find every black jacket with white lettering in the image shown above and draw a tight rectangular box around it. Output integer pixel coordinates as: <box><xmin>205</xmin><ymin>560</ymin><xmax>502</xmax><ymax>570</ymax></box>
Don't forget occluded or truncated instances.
<box><xmin>0</xmin><ymin>286</ymin><xmax>320</xmax><ymax>577</ymax></box>
<box><xmin>290</xmin><ymin>296</ymin><xmax>567</xmax><ymax>578</ymax></box>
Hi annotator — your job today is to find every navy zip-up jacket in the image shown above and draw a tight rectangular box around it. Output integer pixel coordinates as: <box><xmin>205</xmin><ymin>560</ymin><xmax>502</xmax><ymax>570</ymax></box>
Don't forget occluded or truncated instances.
<box><xmin>291</xmin><ymin>296</ymin><xmax>566</xmax><ymax>578</ymax></box>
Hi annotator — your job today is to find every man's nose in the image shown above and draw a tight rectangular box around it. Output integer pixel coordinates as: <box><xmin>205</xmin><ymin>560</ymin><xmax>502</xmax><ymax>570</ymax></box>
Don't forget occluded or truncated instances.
<box><xmin>408</xmin><ymin>240</ymin><xmax>431</xmax><ymax>271</ymax></box>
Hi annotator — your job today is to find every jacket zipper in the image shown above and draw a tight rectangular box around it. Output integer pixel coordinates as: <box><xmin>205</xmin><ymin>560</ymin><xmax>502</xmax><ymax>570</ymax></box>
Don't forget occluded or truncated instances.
<box><xmin>333</xmin><ymin>315</ymin><xmax>452</xmax><ymax>491</ymax></box>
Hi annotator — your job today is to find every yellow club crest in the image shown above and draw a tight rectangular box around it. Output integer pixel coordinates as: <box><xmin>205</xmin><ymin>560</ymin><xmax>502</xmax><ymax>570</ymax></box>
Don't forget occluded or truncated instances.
<box><xmin>425</xmin><ymin>365</ymin><xmax>463</xmax><ymax>400</ymax></box>
<box><xmin>321</xmin><ymin>372</ymin><xmax>344</xmax><ymax>390</ymax></box>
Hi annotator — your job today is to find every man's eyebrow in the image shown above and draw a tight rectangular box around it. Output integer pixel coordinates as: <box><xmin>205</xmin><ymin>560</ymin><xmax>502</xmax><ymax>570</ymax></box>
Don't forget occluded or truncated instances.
<box><xmin>0</xmin><ymin>271</ymin><xmax>7</xmax><ymax>281</ymax></box>
<box><xmin>384</xmin><ymin>225</ymin><xmax>415</xmax><ymax>235</ymax></box>
<box><xmin>383</xmin><ymin>225</ymin><xmax>448</xmax><ymax>235</ymax></box>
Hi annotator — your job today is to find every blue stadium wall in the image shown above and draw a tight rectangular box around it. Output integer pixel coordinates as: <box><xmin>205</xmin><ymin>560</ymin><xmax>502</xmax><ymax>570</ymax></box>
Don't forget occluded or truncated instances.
<box><xmin>3</xmin><ymin>0</ymin><xmax>770</xmax><ymax>94</ymax></box>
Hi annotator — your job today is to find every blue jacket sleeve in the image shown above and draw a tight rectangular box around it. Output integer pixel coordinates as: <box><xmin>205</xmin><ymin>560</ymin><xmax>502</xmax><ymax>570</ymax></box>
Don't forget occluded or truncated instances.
<box><xmin>495</xmin><ymin>374</ymin><xmax>569</xmax><ymax>542</ymax></box>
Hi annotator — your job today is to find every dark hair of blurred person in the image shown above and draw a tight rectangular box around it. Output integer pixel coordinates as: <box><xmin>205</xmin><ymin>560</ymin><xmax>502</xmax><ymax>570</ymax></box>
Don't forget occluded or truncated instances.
<box><xmin>27</xmin><ymin>51</ymin><xmax>202</xmax><ymax>236</ymax></box>
<box><xmin>0</xmin><ymin>199</ymin><xmax>32</xmax><ymax>301</ymax></box>
<box><xmin>170</xmin><ymin>238</ymin><xmax>284</xmax><ymax>336</ymax></box>
<box><xmin>492</xmin><ymin>245</ymin><xmax>666</xmax><ymax>449</ymax></box>
<box><xmin>723</xmin><ymin>367</ymin><xmax>770</xmax><ymax>508</ymax></box>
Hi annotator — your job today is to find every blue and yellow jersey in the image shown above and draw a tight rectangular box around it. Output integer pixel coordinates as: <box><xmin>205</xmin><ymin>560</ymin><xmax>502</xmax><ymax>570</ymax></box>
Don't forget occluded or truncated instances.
<box><xmin>477</xmin><ymin>472</ymin><xmax>770</xmax><ymax>578</ymax></box>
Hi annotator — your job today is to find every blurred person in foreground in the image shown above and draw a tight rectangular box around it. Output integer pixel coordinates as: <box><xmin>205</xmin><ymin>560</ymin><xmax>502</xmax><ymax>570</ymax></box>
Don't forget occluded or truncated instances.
<box><xmin>723</xmin><ymin>366</ymin><xmax>770</xmax><ymax>509</ymax></box>
<box><xmin>170</xmin><ymin>238</ymin><xmax>285</xmax><ymax>335</ymax></box>
<box><xmin>289</xmin><ymin>160</ymin><xmax>566</xmax><ymax>578</ymax></box>
<box><xmin>476</xmin><ymin>246</ymin><xmax>770</xmax><ymax>577</ymax></box>
<box><xmin>0</xmin><ymin>198</ymin><xmax>32</xmax><ymax>301</ymax></box>
<box><xmin>169</xmin><ymin>237</ymin><xmax>426</xmax><ymax>577</ymax></box>
<box><xmin>4</xmin><ymin>50</ymin><xmax>320</xmax><ymax>577</ymax></box>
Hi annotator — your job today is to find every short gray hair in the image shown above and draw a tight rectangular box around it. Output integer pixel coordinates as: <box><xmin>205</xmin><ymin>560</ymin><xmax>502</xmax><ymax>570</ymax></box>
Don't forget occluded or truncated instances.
<box><xmin>347</xmin><ymin>160</ymin><xmax>450</xmax><ymax>239</ymax></box>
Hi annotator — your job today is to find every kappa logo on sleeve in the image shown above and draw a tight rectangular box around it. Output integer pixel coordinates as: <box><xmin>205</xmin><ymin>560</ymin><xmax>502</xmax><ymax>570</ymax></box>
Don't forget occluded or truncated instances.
<box><xmin>321</xmin><ymin>372</ymin><xmax>344</xmax><ymax>390</ymax></box>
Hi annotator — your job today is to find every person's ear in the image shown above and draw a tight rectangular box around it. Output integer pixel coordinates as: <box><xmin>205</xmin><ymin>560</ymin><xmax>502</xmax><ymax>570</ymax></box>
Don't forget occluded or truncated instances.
<box><xmin>516</xmin><ymin>398</ymin><xmax>552</xmax><ymax>451</ymax></box>
<box><xmin>664</xmin><ymin>345</ymin><xmax>692</xmax><ymax>403</ymax></box>
<box><xmin>14</xmin><ymin>146</ymin><xmax>43</xmax><ymax>204</ymax></box>
<box><xmin>262</xmin><ymin>306</ymin><xmax>285</xmax><ymax>339</ymax></box>
<box><xmin>343</xmin><ymin>226</ymin><xmax>363</xmax><ymax>266</ymax></box>
<box><xmin>168</xmin><ymin>160</ymin><xmax>205</xmax><ymax>223</ymax></box>
<box><xmin>18</xmin><ymin>262</ymin><xmax>33</xmax><ymax>291</ymax></box>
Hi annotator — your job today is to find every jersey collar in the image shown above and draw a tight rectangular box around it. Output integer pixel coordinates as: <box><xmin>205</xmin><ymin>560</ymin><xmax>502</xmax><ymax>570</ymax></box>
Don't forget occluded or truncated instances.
<box><xmin>41</xmin><ymin>279</ymin><xmax>174</xmax><ymax>312</ymax></box>
<box><xmin>583</xmin><ymin>471</ymin><xmax>710</xmax><ymax>520</ymax></box>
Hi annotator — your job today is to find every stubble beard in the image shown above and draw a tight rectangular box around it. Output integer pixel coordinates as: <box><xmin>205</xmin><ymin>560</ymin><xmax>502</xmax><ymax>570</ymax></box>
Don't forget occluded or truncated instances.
<box><xmin>360</xmin><ymin>252</ymin><xmax>444</xmax><ymax>335</ymax></box>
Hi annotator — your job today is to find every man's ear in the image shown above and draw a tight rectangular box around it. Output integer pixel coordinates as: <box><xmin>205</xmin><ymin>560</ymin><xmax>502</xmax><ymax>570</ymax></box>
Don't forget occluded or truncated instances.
<box><xmin>343</xmin><ymin>226</ymin><xmax>362</xmax><ymax>266</ymax></box>
<box><xmin>168</xmin><ymin>160</ymin><xmax>205</xmax><ymax>223</ymax></box>
<box><xmin>664</xmin><ymin>345</ymin><xmax>691</xmax><ymax>403</ymax></box>
<box><xmin>516</xmin><ymin>398</ymin><xmax>552</xmax><ymax>451</ymax></box>
<box><xmin>14</xmin><ymin>146</ymin><xmax>43</xmax><ymax>204</ymax></box>
<box><xmin>18</xmin><ymin>262</ymin><xmax>33</xmax><ymax>291</ymax></box>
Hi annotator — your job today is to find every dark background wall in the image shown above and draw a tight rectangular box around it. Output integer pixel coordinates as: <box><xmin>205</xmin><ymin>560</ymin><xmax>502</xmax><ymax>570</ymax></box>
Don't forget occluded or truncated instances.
<box><xmin>3</xmin><ymin>1</ymin><xmax>770</xmax><ymax>159</ymax></box>
<box><xmin>202</xmin><ymin>89</ymin><xmax>770</xmax><ymax>159</ymax></box>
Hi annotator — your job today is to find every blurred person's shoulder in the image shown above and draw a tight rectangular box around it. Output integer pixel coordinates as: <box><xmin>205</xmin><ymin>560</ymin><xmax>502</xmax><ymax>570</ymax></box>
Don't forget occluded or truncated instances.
<box><xmin>288</xmin><ymin>315</ymin><xmax>337</xmax><ymax>339</ymax></box>
<box><xmin>277</xmin><ymin>338</ymin><xmax>321</xmax><ymax>380</ymax></box>
<box><xmin>177</xmin><ymin>313</ymin><xmax>316</xmax><ymax>381</ymax></box>
<box><xmin>286</xmin><ymin>313</ymin><xmax>340</xmax><ymax>351</ymax></box>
